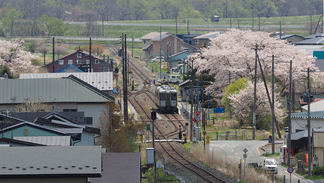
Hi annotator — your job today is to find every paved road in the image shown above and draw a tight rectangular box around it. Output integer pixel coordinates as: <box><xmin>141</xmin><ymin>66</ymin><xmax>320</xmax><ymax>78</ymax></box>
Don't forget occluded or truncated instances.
<box><xmin>65</xmin><ymin>21</ymin><xmax>306</xmax><ymax>29</ymax></box>
<box><xmin>208</xmin><ymin>140</ymin><xmax>314</xmax><ymax>183</ymax></box>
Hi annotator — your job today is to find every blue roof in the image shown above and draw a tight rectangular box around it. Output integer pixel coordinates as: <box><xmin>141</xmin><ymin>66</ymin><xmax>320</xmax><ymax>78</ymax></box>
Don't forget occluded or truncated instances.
<box><xmin>56</xmin><ymin>64</ymin><xmax>84</xmax><ymax>73</ymax></box>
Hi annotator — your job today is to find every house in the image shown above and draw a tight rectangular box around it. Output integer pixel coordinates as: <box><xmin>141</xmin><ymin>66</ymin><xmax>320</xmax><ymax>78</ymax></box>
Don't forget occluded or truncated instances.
<box><xmin>20</xmin><ymin>72</ymin><xmax>114</xmax><ymax>94</ymax></box>
<box><xmin>313</xmin><ymin>128</ymin><xmax>324</xmax><ymax>167</ymax></box>
<box><xmin>176</xmin><ymin>33</ymin><xmax>202</xmax><ymax>46</ymax></box>
<box><xmin>301</xmin><ymin>98</ymin><xmax>324</xmax><ymax>112</ymax></box>
<box><xmin>44</xmin><ymin>49</ymin><xmax>113</xmax><ymax>73</ymax></box>
<box><xmin>56</xmin><ymin>64</ymin><xmax>84</xmax><ymax>73</ymax></box>
<box><xmin>181</xmin><ymin>41</ymin><xmax>198</xmax><ymax>54</ymax></box>
<box><xmin>89</xmin><ymin>152</ymin><xmax>141</xmax><ymax>183</ymax></box>
<box><xmin>168</xmin><ymin>50</ymin><xmax>190</xmax><ymax>69</ymax></box>
<box><xmin>0</xmin><ymin>121</ymin><xmax>68</xmax><ymax>139</ymax></box>
<box><xmin>291</xmin><ymin>111</ymin><xmax>324</xmax><ymax>133</ymax></box>
<box><xmin>141</xmin><ymin>32</ymin><xmax>167</xmax><ymax>58</ymax></box>
<box><xmin>0</xmin><ymin>146</ymin><xmax>102</xmax><ymax>182</ymax></box>
<box><xmin>0</xmin><ymin>76</ymin><xmax>114</xmax><ymax>127</ymax></box>
<box><xmin>152</xmin><ymin>33</ymin><xmax>181</xmax><ymax>58</ymax></box>
<box><xmin>14</xmin><ymin>136</ymin><xmax>71</xmax><ymax>146</ymax></box>
<box><xmin>193</xmin><ymin>32</ymin><xmax>220</xmax><ymax>48</ymax></box>
<box><xmin>280</xmin><ymin>34</ymin><xmax>305</xmax><ymax>44</ymax></box>
<box><xmin>34</xmin><ymin>117</ymin><xmax>100</xmax><ymax>146</ymax></box>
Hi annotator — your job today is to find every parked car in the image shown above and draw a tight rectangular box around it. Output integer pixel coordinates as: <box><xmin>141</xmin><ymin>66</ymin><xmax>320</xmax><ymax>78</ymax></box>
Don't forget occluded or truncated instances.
<box><xmin>248</xmin><ymin>163</ymin><xmax>259</xmax><ymax>169</ymax></box>
<box><xmin>263</xmin><ymin>159</ymin><xmax>278</xmax><ymax>174</ymax></box>
<box><xmin>151</xmin><ymin>56</ymin><xmax>164</xmax><ymax>62</ymax></box>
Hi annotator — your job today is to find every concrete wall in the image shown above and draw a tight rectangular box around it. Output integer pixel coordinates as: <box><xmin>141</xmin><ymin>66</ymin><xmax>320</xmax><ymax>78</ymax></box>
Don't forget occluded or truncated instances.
<box><xmin>78</xmin><ymin>103</ymin><xmax>105</xmax><ymax>128</ymax></box>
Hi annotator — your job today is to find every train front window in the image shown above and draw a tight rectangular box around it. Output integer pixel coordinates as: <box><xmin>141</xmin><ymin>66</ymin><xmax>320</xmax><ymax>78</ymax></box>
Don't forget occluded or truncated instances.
<box><xmin>160</xmin><ymin>93</ymin><xmax>166</xmax><ymax>100</ymax></box>
<box><xmin>171</xmin><ymin>93</ymin><xmax>177</xmax><ymax>100</ymax></box>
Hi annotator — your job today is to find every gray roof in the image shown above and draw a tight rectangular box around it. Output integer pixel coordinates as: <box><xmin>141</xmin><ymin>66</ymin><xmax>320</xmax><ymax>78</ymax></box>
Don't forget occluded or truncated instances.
<box><xmin>290</xmin><ymin>130</ymin><xmax>311</xmax><ymax>140</ymax></box>
<box><xmin>20</xmin><ymin>72</ymin><xmax>114</xmax><ymax>91</ymax></box>
<box><xmin>179</xmin><ymin>79</ymin><xmax>191</xmax><ymax>87</ymax></box>
<box><xmin>314</xmin><ymin>59</ymin><xmax>324</xmax><ymax>71</ymax></box>
<box><xmin>0</xmin><ymin>146</ymin><xmax>101</xmax><ymax>177</ymax></box>
<box><xmin>0</xmin><ymin>76</ymin><xmax>114</xmax><ymax>104</ymax></box>
<box><xmin>193</xmin><ymin>32</ymin><xmax>220</xmax><ymax>39</ymax></box>
<box><xmin>151</xmin><ymin>33</ymin><xmax>179</xmax><ymax>41</ymax></box>
<box><xmin>304</xmin><ymin>33</ymin><xmax>324</xmax><ymax>39</ymax></box>
<box><xmin>295</xmin><ymin>36</ymin><xmax>324</xmax><ymax>45</ymax></box>
<box><xmin>14</xmin><ymin>136</ymin><xmax>71</xmax><ymax>146</ymax></box>
<box><xmin>291</xmin><ymin>111</ymin><xmax>324</xmax><ymax>119</ymax></box>
<box><xmin>0</xmin><ymin>121</ymin><xmax>67</xmax><ymax>135</ymax></box>
<box><xmin>89</xmin><ymin>152</ymin><xmax>140</xmax><ymax>183</ymax></box>
<box><xmin>280</xmin><ymin>34</ymin><xmax>304</xmax><ymax>39</ymax></box>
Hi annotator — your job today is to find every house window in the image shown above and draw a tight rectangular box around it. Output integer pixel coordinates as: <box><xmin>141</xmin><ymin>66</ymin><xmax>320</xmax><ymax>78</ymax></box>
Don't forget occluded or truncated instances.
<box><xmin>68</xmin><ymin>60</ymin><xmax>73</xmax><ymax>64</ymax></box>
<box><xmin>95</xmin><ymin>59</ymin><xmax>100</xmax><ymax>64</ymax></box>
<box><xmin>59</xmin><ymin>60</ymin><xmax>64</xmax><ymax>65</ymax></box>
<box><xmin>63</xmin><ymin>109</ymin><xmax>77</xmax><ymax>112</ymax></box>
<box><xmin>143</xmin><ymin>40</ymin><xmax>146</xmax><ymax>44</ymax></box>
<box><xmin>167</xmin><ymin>42</ymin><xmax>171</xmax><ymax>46</ymax></box>
<box><xmin>77</xmin><ymin>53</ymin><xmax>82</xmax><ymax>58</ymax></box>
<box><xmin>195</xmin><ymin>40</ymin><xmax>199</xmax><ymax>44</ymax></box>
<box><xmin>86</xmin><ymin>59</ymin><xmax>90</xmax><ymax>64</ymax></box>
<box><xmin>77</xmin><ymin>59</ymin><xmax>82</xmax><ymax>65</ymax></box>
<box><xmin>84</xmin><ymin>117</ymin><xmax>93</xmax><ymax>125</ymax></box>
<box><xmin>24</xmin><ymin>129</ymin><xmax>28</xmax><ymax>136</ymax></box>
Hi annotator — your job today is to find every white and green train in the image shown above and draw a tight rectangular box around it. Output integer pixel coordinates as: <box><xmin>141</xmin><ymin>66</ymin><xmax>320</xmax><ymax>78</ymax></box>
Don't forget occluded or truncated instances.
<box><xmin>155</xmin><ymin>85</ymin><xmax>178</xmax><ymax>113</ymax></box>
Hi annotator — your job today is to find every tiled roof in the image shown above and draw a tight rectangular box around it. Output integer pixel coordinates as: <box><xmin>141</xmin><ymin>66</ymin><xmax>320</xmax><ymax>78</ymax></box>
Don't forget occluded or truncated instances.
<box><xmin>0</xmin><ymin>146</ymin><xmax>102</xmax><ymax>177</ymax></box>
<box><xmin>142</xmin><ymin>43</ymin><xmax>153</xmax><ymax>50</ymax></box>
<box><xmin>291</xmin><ymin>111</ymin><xmax>324</xmax><ymax>119</ymax></box>
<box><xmin>295</xmin><ymin>36</ymin><xmax>324</xmax><ymax>45</ymax></box>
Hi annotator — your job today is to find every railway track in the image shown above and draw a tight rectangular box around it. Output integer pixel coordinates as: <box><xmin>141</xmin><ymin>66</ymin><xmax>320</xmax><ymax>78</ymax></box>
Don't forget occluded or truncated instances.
<box><xmin>108</xmin><ymin>45</ymin><xmax>228</xmax><ymax>183</ymax></box>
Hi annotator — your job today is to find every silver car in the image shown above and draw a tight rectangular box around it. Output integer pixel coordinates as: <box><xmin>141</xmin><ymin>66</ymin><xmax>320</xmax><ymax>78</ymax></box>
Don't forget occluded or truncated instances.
<box><xmin>264</xmin><ymin>159</ymin><xmax>278</xmax><ymax>174</ymax></box>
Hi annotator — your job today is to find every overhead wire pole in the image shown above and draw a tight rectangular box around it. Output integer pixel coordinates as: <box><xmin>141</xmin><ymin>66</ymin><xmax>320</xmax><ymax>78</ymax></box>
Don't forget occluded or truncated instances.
<box><xmin>288</xmin><ymin>60</ymin><xmax>292</xmax><ymax>165</ymax></box>
<box><xmin>123</xmin><ymin>34</ymin><xmax>128</xmax><ymax>123</ymax></box>
<box><xmin>190</xmin><ymin>58</ymin><xmax>194</xmax><ymax>141</ymax></box>
<box><xmin>307</xmin><ymin>68</ymin><xmax>311</xmax><ymax>177</ymax></box>
<box><xmin>52</xmin><ymin>37</ymin><xmax>55</xmax><ymax>73</ymax></box>
<box><xmin>160</xmin><ymin>26</ymin><xmax>162</xmax><ymax>81</ymax></box>
<box><xmin>252</xmin><ymin>44</ymin><xmax>258</xmax><ymax>139</ymax></box>
<box><xmin>271</xmin><ymin>55</ymin><xmax>275</xmax><ymax>155</ymax></box>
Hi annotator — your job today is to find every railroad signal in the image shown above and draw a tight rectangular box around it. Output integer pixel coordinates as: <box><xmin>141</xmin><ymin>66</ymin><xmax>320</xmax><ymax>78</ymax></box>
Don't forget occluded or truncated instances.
<box><xmin>151</xmin><ymin>111</ymin><xmax>156</xmax><ymax>121</ymax></box>
<box><xmin>115</xmin><ymin>67</ymin><xmax>119</xmax><ymax>73</ymax></box>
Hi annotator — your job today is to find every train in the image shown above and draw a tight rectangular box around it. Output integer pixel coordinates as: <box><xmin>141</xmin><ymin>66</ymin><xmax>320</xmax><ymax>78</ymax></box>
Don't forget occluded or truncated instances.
<box><xmin>155</xmin><ymin>85</ymin><xmax>178</xmax><ymax>113</ymax></box>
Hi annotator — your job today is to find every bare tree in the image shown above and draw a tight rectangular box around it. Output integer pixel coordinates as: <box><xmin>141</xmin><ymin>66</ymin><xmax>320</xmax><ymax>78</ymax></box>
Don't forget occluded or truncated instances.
<box><xmin>16</xmin><ymin>98</ymin><xmax>51</xmax><ymax>112</ymax></box>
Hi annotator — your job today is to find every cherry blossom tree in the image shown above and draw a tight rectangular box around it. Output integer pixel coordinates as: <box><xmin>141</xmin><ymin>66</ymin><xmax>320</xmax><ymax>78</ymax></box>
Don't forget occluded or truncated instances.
<box><xmin>0</xmin><ymin>39</ymin><xmax>41</xmax><ymax>77</ymax></box>
<box><xmin>228</xmin><ymin>80</ymin><xmax>284</xmax><ymax>129</ymax></box>
<box><xmin>191</xmin><ymin>29</ymin><xmax>317</xmax><ymax>96</ymax></box>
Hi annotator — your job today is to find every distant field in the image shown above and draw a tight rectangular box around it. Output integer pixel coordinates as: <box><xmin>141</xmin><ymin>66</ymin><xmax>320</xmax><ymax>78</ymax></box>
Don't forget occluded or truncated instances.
<box><xmin>66</xmin><ymin>15</ymin><xmax>322</xmax><ymax>38</ymax></box>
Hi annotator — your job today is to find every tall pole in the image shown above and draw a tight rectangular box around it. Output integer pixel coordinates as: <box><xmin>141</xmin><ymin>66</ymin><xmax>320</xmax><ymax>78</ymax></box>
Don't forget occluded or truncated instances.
<box><xmin>190</xmin><ymin>59</ymin><xmax>194</xmax><ymax>141</ymax></box>
<box><xmin>258</xmin><ymin>14</ymin><xmax>260</xmax><ymax>31</ymax></box>
<box><xmin>52</xmin><ymin>37</ymin><xmax>55</xmax><ymax>73</ymax></box>
<box><xmin>307</xmin><ymin>68</ymin><xmax>312</xmax><ymax>177</ymax></box>
<box><xmin>90</xmin><ymin>37</ymin><xmax>92</xmax><ymax>72</ymax></box>
<box><xmin>124</xmin><ymin>34</ymin><xmax>128</xmax><ymax>123</ymax></box>
<box><xmin>230</xmin><ymin>10</ymin><xmax>232</xmax><ymax>28</ymax></box>
<box><xmin>176</xmin><ymin>17</ymin><xmax>178</xmax><ymax>36</ymax></box>
<box><xmin>252</xmin><ymin>44</ymin><xmax>258</xmax><ymax>139</ymax></box>
<box><xmin>288</xmin><ymin>60</ymin><xmax>292</xmax><ymax>164</ymax></box>
<box><xmin>272</xmin><ymin>55</ymin><xmax>275</xmax><ymax>154</ymax></box>
<box><xmin>252</xmin><ymin>11</ymin><xmax>254</xmax><ymax>31</ymax></box>
<box><xmin>152</xmin><ymin>118</ymin><xmax>156</xmax><ymax>183</ymax></box>
<box><xmin>160</xmin><ymin>26</ymin><xmax>162</xmax><ymax>80</ymax></box>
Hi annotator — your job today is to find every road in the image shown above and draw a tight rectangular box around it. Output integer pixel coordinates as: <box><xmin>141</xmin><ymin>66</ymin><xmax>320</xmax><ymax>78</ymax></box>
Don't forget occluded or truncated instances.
<box><xmin>65</xmin><ymin>21</ymin><xmax>306</xmax><ymax>29</ymax></box>
<box><xmin>208</xmin><ymin>140</ymin><xmax>314</xmax><ymax>183</ymax></box>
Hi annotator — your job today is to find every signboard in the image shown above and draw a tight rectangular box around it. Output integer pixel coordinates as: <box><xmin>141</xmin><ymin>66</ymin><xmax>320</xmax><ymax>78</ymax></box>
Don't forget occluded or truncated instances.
<box><xmin>243</xmin><ymin>154</ymin><xmax>247</xmax><ymax>158</ymax></box>
<box><xmin>196</xmin><ymin>117</ymin><xmax>200</xmax><ymax>122</ymax></box>
<box><xmin>287</xmin><ymin>167</ymin><xmax>294</xmax><ymax>173</ymax></box>
<box><xmin>214</xmin><ymin>107</ymin><xmax>225</xmax><ymax>113</ymax></box>
<box><xmin>195</xmin><ymin>111</ymin><xmax>200</xmax><ymax>116</ymax></box>
<box><xmin>206</xmin><ymin>136</ymin><xmax>210</xmax><ymax>140</ymax></box>
<box><xmin>146</xmin><ymin>124</ymin><xmax>150</xmax><ymax>131</ymax></box>
<box><xmin>206</xmin><ymin>140</ymin><xmax>210</xmax><ymax>144</ymax></box>
<box><xmin>243</xmin><ymin>148</ymin><xmax>248</xmax><ymax>153</ymax></box>
<box><xmin>203</xmin><ymin>131</ymin><xmax>206</xmax><ymax>136</ymax></box>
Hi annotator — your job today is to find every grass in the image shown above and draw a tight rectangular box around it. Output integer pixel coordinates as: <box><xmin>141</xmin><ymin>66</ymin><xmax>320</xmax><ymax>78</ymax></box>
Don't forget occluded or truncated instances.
<box><xmin>189</xmin><ymin>143</ymin><xmax>282</xmax><ymax>183</ymax></box>
<box><xmin>261</xmin><ymin>152</ymin><xmax>280</xmax><ymax>157</ymax></box>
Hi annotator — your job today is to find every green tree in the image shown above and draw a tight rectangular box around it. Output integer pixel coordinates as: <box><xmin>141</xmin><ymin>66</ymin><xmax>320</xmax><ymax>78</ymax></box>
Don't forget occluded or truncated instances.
<box><xmin>37</xmin><ymin>15</ymin><xmax>69</xmax><ymax>36</ymax></box>
<box><xmin>1</xmin><ymin>8</ymin><xmax>23</xmax><ymax>36</ymax></box>
<box><xmin>221</xmin><ymin>78</ymin><xmax>248</xmax><ymax>123</ymax></box>
<box><xmin>0</xmin><ymin>65</ymin><xmax>14</xmax><ymax>79</ymax></box>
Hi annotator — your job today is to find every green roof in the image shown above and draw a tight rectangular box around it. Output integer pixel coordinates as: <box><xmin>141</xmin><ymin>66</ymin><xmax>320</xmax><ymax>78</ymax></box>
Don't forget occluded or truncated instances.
<box><xmin>0</xmin><ymin>76</ymin><xmax>114</xmax><ymax>104</ymax></box>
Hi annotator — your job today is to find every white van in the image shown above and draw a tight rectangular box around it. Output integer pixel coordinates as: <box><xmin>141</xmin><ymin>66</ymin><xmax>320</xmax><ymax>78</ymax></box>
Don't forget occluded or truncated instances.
<box><xmin>168</xmin><ymin>75</ymin><xmax>182</xmax><ymax>84</ymax></box>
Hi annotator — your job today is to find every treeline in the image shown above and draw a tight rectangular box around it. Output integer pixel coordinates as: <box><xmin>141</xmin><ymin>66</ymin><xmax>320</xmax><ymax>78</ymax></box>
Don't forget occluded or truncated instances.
<box><xmin>0</xmin><ymin>0</ymin><xmax>322</xmax><ymax>21</ymax></box>
<box><xmin>0</xmin><ymin>0</ymin><xmax>322</xmax><ymax>36</ymax></box>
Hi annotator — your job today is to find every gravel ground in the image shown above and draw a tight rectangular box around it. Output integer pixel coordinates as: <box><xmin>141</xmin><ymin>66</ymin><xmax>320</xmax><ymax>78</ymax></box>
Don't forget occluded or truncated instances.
<box><xmin>156</xmin><ymin>142</ymin><xmax>238</xmax><ymax>183</ymax></box>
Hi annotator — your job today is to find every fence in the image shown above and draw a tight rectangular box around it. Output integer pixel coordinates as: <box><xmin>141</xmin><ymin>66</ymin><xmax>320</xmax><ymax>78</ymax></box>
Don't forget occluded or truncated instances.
<box><xmin>213</xmin><ymin>131</ymin><xmax>249</xmax><ymax>140</ymax></box>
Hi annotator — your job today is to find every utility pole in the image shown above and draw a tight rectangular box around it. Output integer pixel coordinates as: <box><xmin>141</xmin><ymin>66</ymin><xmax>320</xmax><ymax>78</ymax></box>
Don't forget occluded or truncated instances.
<box><xmin>176</xmin><ymin>17</ymin><xmax>178</xmax><ymax>36</ymax></box>
<box><xmin>271</xmin><ymin>56</ymin><xmax>275</xmax><ymax>154</ymax></box>
<box><xmin>252</xmin><ymin>44</ymin><xmax>258</xmax><ymax>139</ymax></box>
<box><xmin>258</xmin><ymin>14</ymin><xmax>260</xmax><ymax>31</ymax></box>
<box><xmin>288</xmin><ymin>60</ymin><xmax>292</xmax><ymax>164</ymax></box>
<box><xmin>307</xmin><ymin>68</ymin><xmax>311</xmax><ymax>177</ymax></box>
<box><xmin>123</xmin><ymin>34</ymin><xmax>128</xmax><ymax>123</ymax></box>
<box><xmin>159</xmin><ymin>26</ymin><xmax>162</xmax><ymax>80</ymax></box>
<box><xmin>190</xmin><ymin>58</ymin><xmax>194</xmax><ymax>141</ymax></box>
<box><xmin>252</xmin><ymin>11</ymin><xmax>254</xmax><ymax>31</ymax></box>
<box><xmin>52</xmin><ymin>37</ymin><xmax>55</xmax><ymax>73</ymax></box>
<box><xmin>90</xmin><ymin>37</ymin><xmax>92</xmax><ymax>72</ymax></box>
<box><xmin>280</xmin><ymin>21</ymin><xmax>282</xmax><ymax>39</ymax></box>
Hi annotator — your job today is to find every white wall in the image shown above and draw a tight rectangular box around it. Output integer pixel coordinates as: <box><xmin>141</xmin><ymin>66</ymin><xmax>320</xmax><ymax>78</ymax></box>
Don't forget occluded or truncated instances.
<box><xmin>291</xmin><ymin>118</ymin><xmax>324</xmax><ymax>133</ymax></box>
<box><xmin>78</xmin><ymin>103</ymin><xmax>105</xmax><ymax>128</ymax></box>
